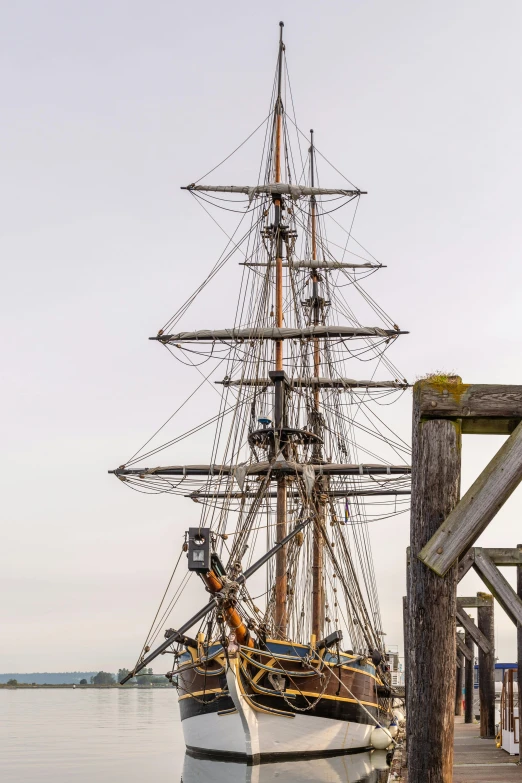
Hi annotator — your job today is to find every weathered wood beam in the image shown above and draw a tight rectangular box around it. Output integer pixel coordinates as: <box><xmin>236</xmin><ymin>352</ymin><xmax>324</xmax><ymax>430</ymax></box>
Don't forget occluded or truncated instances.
<box><xmin>461</xmin><ymin>418</ymin><xmax>520</xmax><ymax>435</ymax></box>
<box><xmin>407</xmin><ymin>379</ymin><xmax>461</xmax><ymax>783</ymax></box>
<box><xmin>456</xmin><ymin>633</ymin><xmax>473</xmax><ymax>661</ymax></box>
<box><xmin>419</xmin><ymin>420</ymin><xmax>522</xmax><ymax>576</ymax></box>
<box><xmin>457</xmin><ymin>549</ymin><xmax>476</xmax><ymax>582</ymax></box>
<box><xmin>419</xmin><ymin>382</ymin><xmax>522</xmax><ymax>424</ymax></box>
<box><xmin>455</xmin><ymin>641</ymin><xmax>464</xmax><ymax>715</ymax></box>
<box><xmin>473</xmin><ymin>549</ymin><xmax>522</xmax><ymax>626</ymax></box>
<box><xmin>457</xmin><ymin>549</ymin><xmax>522</xmax><ymax>583</ymax></box>
<box><xmin>483</xmin><ymin>547</ymin><xmax>522</xmax><ymax>566</ymax></box>
<box><xmin>477</xmin><ymin>593</ymin><xmax>495</xmax><ymax>738</ymax></box>
<box><xmin>464</xmin><ymin>631</ymin><xmax>475</xmax><ymax>724</ymax></box>
<box><xmin>456</xmin><ymin>609</ymin><xmax>492</xmax><ymax>654</ymax></box>
<box><xmin>457</xmin><ymin>595</ymin><xmax>493</xmax><ymax>608</ymax></box>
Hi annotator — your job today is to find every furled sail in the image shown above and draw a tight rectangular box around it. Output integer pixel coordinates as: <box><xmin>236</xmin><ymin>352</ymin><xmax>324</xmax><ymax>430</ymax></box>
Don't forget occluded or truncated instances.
<box><xmin>216</xmin><ymin>376</ymin><xmax>409</xmax><ymax>388</ymax></box>
<box><xmin>153</xmin><ymin>325</ymin><xmax>405</xmax><ymax>343</ymax></box>
<box><xmin>111</xmin><ymin>462</ymin><xmax>411</xmax><ymax>477</ymax></box>
<box><xmin>183</xmin><ymin>182</ymin><xmax>364</xmax><ymax>200</ymax></box>
<box><xmin>187</xmin><ymin>489</ymin><xmax>411</xmax><ymax>499</ymax></box>
<box><xmin>241</xmin><ymin>260</ymin><xmax>384</xmax><ymax>269</ymax></box>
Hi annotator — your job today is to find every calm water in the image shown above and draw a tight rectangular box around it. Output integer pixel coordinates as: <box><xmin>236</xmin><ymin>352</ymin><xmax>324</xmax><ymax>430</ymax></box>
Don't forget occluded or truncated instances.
<box><xmin>0</xmin><ymin>690</ymin><xmax>389</xmax><ymax>782</ymax></box>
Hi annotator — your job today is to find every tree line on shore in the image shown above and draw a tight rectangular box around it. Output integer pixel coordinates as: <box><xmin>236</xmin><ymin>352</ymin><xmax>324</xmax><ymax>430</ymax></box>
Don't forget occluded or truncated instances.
<box><xmin>0</xmin><ymin>672</ymin><xmax>97</xmax><ymax>685</ymax></box>
<box><xmin>1</xmin><ymin>668</ymin><xmax>170</xmax><ymax>686</ymax></box>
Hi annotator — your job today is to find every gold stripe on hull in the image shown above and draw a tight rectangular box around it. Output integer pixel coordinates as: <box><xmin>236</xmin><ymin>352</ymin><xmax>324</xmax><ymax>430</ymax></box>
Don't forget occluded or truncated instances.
<box><xmin>178</xmin><ymin>687</ymin><xmax>224</xmax><ymax>701</ymax></box>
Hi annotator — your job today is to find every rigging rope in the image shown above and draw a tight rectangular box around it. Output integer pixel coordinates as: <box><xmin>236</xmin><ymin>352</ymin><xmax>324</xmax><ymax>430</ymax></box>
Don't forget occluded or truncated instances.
<box><xmin>116</xmin><ymin>46</ymin><xmax>411</xmax><ymax>658</ymax></box>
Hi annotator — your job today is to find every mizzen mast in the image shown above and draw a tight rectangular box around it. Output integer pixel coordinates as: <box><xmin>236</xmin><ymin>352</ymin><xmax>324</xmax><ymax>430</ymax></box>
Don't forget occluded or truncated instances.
<box><xmin>274</xmin><ymin>21</ymin><xmax>287</xmax><ymax>639</ymax></box>
<box><xmin>309</xmin><ymin>129</ymin><xmax>325</xmax><ymax>640</ymax></box>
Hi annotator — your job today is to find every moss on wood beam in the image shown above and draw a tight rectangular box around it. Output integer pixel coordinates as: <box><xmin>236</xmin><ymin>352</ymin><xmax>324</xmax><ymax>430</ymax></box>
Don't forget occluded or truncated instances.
<box><xmin>417</xmin><ymin>381</ymin><xmax>522</xmax><ymax>433</ymax></box>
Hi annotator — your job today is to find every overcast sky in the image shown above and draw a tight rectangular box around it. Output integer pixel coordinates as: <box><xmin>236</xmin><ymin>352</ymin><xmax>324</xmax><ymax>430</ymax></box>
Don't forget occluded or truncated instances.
<box><xmin>2</xmin><ymin>0</ymin><xmax>522</xmax><ymax>673</ymax></box>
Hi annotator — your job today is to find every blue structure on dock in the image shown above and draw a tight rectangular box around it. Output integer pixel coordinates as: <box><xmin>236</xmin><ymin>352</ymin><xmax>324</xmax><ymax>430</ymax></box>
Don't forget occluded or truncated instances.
<box><xmin>474</xmin><ymin>662</ymin><xmax>517</xmax><ymax>689</ymax></box>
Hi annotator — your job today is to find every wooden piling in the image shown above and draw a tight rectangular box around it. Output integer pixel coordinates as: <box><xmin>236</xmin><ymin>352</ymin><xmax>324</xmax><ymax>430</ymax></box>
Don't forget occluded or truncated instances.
<box><xmin>518</xmin><ymin>543</ymin><xmax>522</xmax><ymax>763</ymax></box>
<box><xmin>477</xmin><ymin>592</ymin><xmax>496</xmax><ymax>739</ymax></box>
<box><xmin>464</xmin><ymin>631</ymin><xmax>475</xmax><ymax>723</ymax></box>
<box><xmin>455</xmin><ymin>648</ymin><xmax>464</xmax><ymax>716</ymax></box>
<box><xmin>407</xmin><ymin>378</ymin><xmax>462</xmax><ymax>783</ymax></box>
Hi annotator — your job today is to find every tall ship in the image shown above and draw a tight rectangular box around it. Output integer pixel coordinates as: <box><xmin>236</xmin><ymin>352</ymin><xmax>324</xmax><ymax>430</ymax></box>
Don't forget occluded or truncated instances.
<box><xmin>114</xmin><ymin>23</ymin><xmax>410</xmax><ymax>762</ymax></box>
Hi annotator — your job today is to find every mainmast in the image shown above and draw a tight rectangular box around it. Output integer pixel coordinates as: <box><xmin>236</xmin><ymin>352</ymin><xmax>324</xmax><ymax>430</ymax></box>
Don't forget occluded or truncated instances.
<box><xmin>309</xmin><ymin>130</ymin><xmax>325</xmax><ymax>640</ymax></box>
<box><xmin>274</xmin><ymin>22</ymin><xmax>284</xmax><ymax>374</ymax></box>
<box><xmin>274</xmin><ymin>21</ymin><xmax>287</xmax><ymax>639</ymax></box>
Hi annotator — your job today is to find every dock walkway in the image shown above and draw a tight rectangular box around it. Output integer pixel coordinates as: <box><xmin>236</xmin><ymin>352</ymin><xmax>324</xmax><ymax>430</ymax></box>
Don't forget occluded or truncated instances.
<box><xmin>399</xmin><ymin>717</ymin><xmax>521</xmax><ymax>781</ymax></box>
<box><xmin>452</xmin><ymin>718</ymin><xmax>521</xmax><ymax>782</ymax></box>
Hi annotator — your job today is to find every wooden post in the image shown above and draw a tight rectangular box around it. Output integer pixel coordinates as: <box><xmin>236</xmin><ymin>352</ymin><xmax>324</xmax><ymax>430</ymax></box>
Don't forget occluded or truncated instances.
<box><xmin>518</xmin><ymin>543</ymin><xmax>522</xmax><ymax>763</ymax></box>
<box><xmin>477</xmin><ymin>592</ymin><xmax>495</xmax><ymax>738</ymax></box>
<box><xmin>455</xmin><ymin>647</ymin><xmax>464</xmax><ymax>716</ymax></box>
<box><xmin>407</xmin><ymin>378</ymin><xmax>462</xmax><ymax>782</ymax></box>
<box><xmin>464</xmin><ymin>630</ymin><xmax>475</xmax><ymax>723</ymax></box>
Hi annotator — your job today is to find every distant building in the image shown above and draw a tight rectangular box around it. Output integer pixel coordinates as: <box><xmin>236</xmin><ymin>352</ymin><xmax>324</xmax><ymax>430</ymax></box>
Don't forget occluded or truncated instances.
<box><xmin>474</xmin><ymin>662</ymin><xmax>518</xmax><ymax>690</ymax></box>
<box><xmin>385</xmin><ymin>647</ymin><xmax>405</xmax><ymax>688</ymax></box>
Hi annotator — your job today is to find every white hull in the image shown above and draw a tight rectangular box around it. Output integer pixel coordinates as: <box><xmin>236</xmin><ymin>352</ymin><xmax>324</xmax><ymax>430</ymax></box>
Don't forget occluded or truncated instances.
<box><xmin>183</xmin><ymin>709</ymin><xmax>374</xmax><ymax>759</ymax></box>
<box><xmin>181</xmin><ymin>663</ymin><xmax>374</xmax><ymax>760</ymax></box>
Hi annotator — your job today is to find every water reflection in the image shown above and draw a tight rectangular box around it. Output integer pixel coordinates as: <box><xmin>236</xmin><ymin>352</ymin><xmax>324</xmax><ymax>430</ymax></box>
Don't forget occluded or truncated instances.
<box><xmin>182</xmin><ymin>750</ymin><xmax>390</xmax><ymax>782</ymax></box>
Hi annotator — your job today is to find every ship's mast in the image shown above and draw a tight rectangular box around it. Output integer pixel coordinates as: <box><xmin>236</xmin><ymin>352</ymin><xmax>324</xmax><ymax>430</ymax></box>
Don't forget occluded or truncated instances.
<box><xmin>273</xmin><ymin>21</ymin><xmax>287</xmax><ymax>639</ymax></box>
<box><xmin>310</xmin><ymin>131</ymin><xmax>320</xmax><ymax>402</ymax></box>
<box><xmin>112</xmin><ymin>23</ymin><xmax>411</xmax><ymax>670</ymax></box>
<box><xmin>274</xmin><ymin>22</ymin><xmax>284</xmax><ymax>374</ymax></box>
<box><xmin>309</xmin><ymin>130</ymin><xmax>325</xmax><ymax>640</ymax></box>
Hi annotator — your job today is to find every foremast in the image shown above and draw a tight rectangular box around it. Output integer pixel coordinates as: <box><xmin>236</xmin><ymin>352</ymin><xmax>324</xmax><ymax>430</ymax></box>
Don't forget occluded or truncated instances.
<box><xmin>273</xmin><ymin>21</ymin><xmax>287</xmax><ymax>639</ymax></box>
<box><xmin>273</xmin><ymin>34</ymin><xmax>326</xmax><ymax>642</ymax></box>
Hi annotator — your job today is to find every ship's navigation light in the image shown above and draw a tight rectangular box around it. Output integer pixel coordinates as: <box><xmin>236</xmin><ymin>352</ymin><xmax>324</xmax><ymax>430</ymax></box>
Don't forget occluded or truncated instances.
<box><xmin>187</xmin><ymin>527</ymin><xmax>211</xmax><ymax>572</ymax></box>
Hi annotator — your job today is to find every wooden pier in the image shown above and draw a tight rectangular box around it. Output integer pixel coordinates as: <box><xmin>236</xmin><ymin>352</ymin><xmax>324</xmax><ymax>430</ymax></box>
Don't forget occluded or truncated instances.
<box><xmin>398</xmin><ymin>718</ymin><xmax>522</xmax><ymax>781</ymax></box>
<box><xmin>453</xmin><ymin>719</ymin><xmax>521</xmax><ymax>782</ymax></box>
<box><xmin>406</xmin><ymin>378</ymin><xmax>522</xmax><ymax>781</ymax></box>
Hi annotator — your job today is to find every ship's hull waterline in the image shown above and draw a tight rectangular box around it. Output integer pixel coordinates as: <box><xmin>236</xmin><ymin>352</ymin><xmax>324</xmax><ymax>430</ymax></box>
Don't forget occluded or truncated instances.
<box><xmin>177</xmin><ymin>643</ymin><xmax>384</xmax><ymax>761</ymax></box>
<box><xmin>182</xmin><ymin>702</ymin><xmax>374</xmax><ymax>761</ymax></box>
